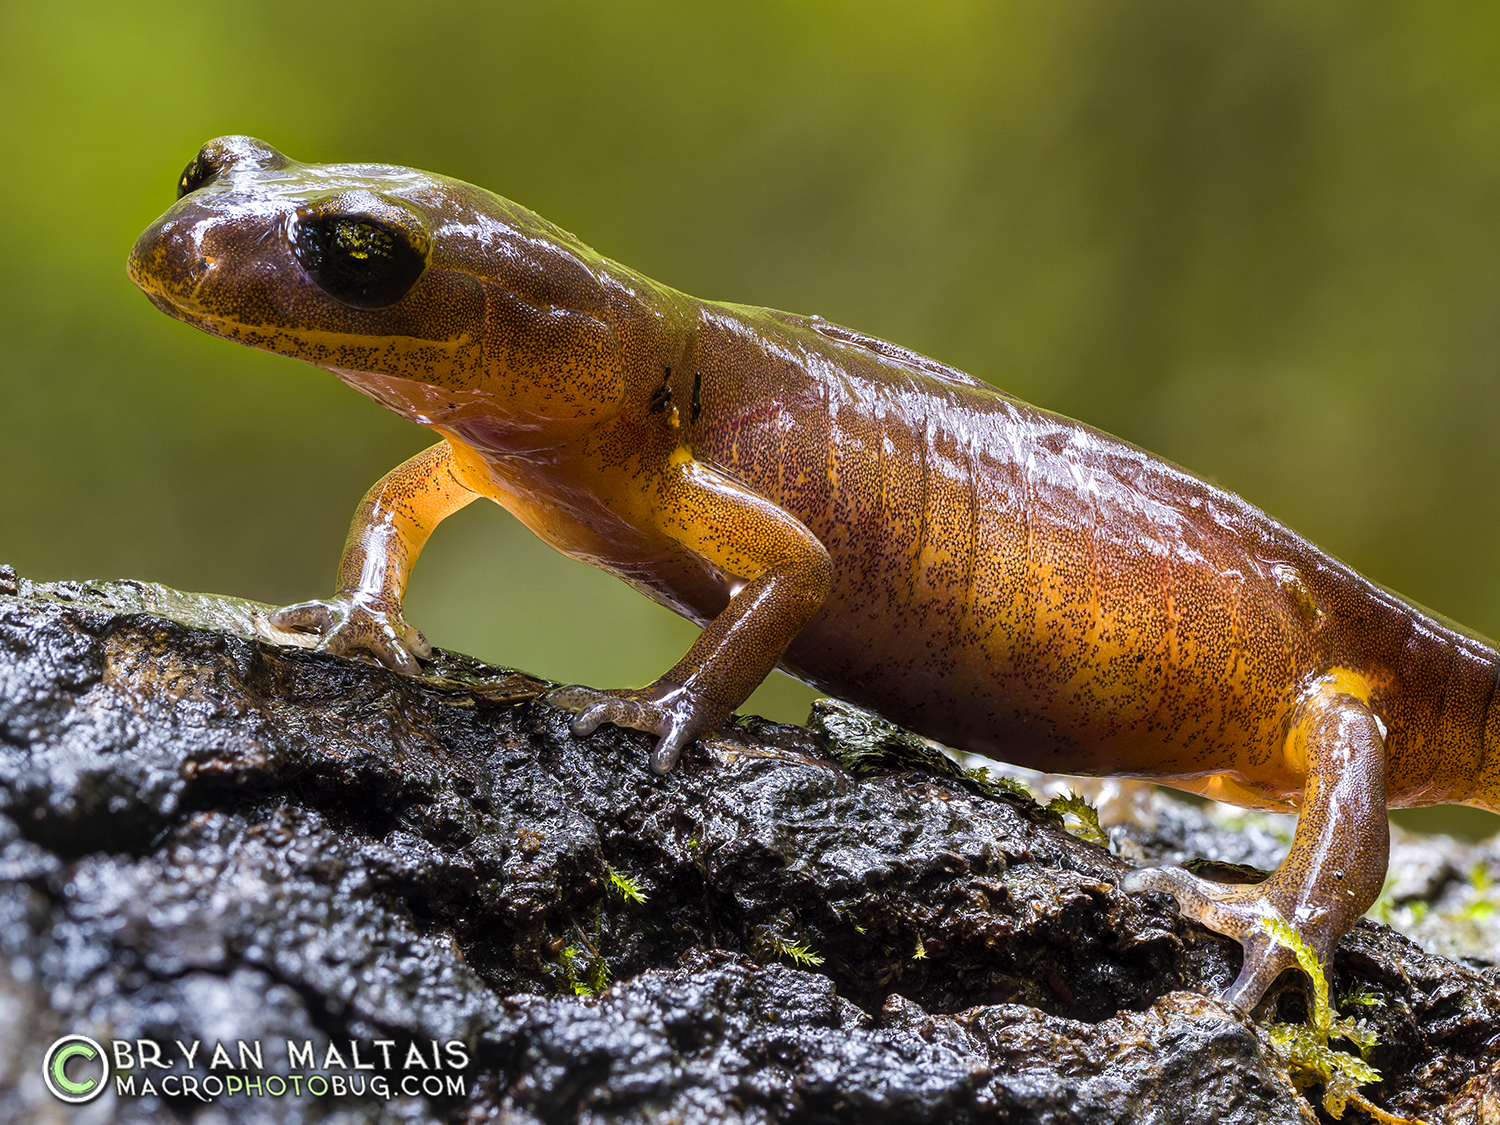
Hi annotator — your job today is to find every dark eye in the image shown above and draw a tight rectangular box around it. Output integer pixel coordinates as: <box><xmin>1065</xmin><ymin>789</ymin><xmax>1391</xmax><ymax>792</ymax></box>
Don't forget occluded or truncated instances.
<box><xmin>177</xmin><ymin>153</ymin><xmax>219</xmax><ymax>199</ymax></box>
<box><xmin>292</xmin><ymin>216</ymin><xmax>428</xmax><ymax>309</ymax></box>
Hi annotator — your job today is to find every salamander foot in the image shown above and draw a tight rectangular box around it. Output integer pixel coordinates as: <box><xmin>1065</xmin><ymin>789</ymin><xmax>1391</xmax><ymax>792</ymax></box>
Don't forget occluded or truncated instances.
<box><xmin>269</xmin><ymin>593</ymin><xmax>431</xmax><ymax>674</ymax></box>
<box><xmin>1119</xmin><ymin>864</ymin><xmax>1300</xmax><ymax>1008</ymax></box>
<box><xmin>1122</xmin><ymin>685</ymin><xmax>1390</xmax><ymax>1009</ymax></box>
<box><xmin>546</xmin><ymin>679</ymin><xmax>726</xmax><ymax>774</ymax></box>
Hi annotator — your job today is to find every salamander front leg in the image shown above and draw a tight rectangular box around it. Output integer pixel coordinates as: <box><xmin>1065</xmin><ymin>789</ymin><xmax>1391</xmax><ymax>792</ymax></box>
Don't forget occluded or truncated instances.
<box><xmin>550</xmin><ymin>680</ymin><xmax>726</xmax><ymax>776</ymax></box>
<box><xmin>549</xmin><ymin>455</ymin><xmax>832</xmax><ymax>775</ymax></box>
<box><xmin>1121</xmin><ymin>685</ymin><xmax>1390</xmax><ymax>1009</ymax></box>
<box><xmin>270</xmin><ymin>441</ymin><xmax>478</xmax><ymax>672</ymax></box>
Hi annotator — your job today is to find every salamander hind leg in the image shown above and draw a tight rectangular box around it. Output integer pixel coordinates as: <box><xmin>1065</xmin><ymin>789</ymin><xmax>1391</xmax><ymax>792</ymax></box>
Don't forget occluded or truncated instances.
<box><xmin>1121</xmin><ymin>685</ymin><xmax>1390</xmax><ymax>1010</ymax></box>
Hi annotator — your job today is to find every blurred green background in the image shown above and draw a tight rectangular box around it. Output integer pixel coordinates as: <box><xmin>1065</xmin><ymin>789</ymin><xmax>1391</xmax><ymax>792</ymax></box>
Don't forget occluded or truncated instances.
<box><xmin>4</xmin><ymin>1</ymin><xmax>1499</xmax><ymax>835</ymax></box>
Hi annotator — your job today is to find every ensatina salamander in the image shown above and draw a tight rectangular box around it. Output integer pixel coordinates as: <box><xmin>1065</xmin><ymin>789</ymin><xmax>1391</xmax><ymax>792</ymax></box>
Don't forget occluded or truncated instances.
<box><xmin>129</xmin><ymin>137</ymin><xmax>1500</xmax><ymax>1007</ymax></box>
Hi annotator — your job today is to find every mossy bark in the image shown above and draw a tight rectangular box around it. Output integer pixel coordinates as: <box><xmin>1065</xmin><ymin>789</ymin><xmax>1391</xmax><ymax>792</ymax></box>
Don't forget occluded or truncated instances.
<box><xmin>0</xmin><ymin>571</ymin><xmax>1495</xmax><ymax>1122</ymax></box>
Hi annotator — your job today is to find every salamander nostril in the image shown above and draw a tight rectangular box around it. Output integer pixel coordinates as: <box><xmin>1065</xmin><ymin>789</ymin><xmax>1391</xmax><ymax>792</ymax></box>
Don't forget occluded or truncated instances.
<box><xmin>292</xmin><ymin>215</ymin><xmax>428</xmax><ymax>309</ymax></box>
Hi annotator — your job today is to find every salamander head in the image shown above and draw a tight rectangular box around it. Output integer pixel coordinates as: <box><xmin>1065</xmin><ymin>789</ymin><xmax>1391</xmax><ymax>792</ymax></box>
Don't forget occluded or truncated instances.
<box><xmin>129</xmin><ymin>137</ymin><xmax>624</xmax><ymax>443</ymax></box>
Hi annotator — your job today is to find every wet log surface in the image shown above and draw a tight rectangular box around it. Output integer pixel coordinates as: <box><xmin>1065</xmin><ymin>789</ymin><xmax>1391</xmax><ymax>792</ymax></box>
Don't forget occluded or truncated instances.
<box><xmin>0</xmin><ymin>569</ymin><xmax>1496</xmax><ymax>1123</ymax></box>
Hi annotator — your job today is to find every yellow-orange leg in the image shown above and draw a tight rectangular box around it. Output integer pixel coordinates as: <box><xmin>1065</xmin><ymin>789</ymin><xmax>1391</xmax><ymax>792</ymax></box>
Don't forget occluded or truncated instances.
<box><xmin>551</xmin><ymin>453</ymin><xmax>832</xmax><ymax>774</ymax></box>
<box><xmin>1121</xmin><ymin>683</ymin><xmax>1390</xmax><ymax>1009</ymax></box>
<box><xmin>271</xmin><ymin>441</ymin><xmax>479</xmax><ymax>671</ymax></box>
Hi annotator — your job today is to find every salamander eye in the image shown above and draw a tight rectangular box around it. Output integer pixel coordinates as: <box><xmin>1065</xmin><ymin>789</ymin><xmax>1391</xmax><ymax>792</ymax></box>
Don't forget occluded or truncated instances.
<box><xmin>292</xmin><ymin>215</ymin><xmax>428</xmax><ymax>309</ymax></box>
<box><xmin>177</xmin><ymin>136</ymin><xmax>291</xmax><ymax>198</ymax></box>
<box><xmin>177</xmin><ymin>152</ymin><xmax>220</xmax><ymax>198</ymax></box>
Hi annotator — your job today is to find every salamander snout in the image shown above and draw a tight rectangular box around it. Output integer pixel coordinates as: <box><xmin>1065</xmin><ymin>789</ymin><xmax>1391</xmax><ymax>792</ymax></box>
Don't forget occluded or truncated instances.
<box><xmin>165</xmin><ymin>136</ymin><xmax>433</xmax><ymax>311</ymax></box>
<box><xmin>128</xmin><ymin>138</ymin><xmax>485</xmax><ymax>379</ymax></box>
<box><xmin>130</xmin><ymin>136</ymin><xmax>438</xmax><ymax>321</ymax></box>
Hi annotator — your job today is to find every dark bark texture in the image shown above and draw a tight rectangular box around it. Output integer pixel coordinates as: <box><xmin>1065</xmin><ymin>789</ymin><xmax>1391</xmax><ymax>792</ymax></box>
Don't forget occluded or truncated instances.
<box><xmin>0</xmin><ymin>569</ymin><xmax>1496</xmax><ymax>1123</ymax></box>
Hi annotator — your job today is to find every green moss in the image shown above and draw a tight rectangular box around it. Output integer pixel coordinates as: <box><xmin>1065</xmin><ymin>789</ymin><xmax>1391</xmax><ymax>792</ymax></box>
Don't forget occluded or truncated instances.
<box><xmin>1367</xmin><ymin>860</ymin><xmax>1500</xmax><ymax>962</ymax></box>
<box><xmin>1207</xmin><ymin>807</ymin><xmax>1295</xmax><ymax>849</ymax></box>
<box><xmin>1465</xmin><ymin>862</ymin><xmax>1497</xmax><ymax>919</ymax></box>
<box><xmin>811</xmin><ymin>698</ymin><xmax>964</xmax><ymax>776</ymax></box>
<box><xmin>778</xmin><ymin>941</ymin><xmax>826</xmax><ymax>968</ymax></box>
<box><xmin>1045</xmin><ymin>792</ymin><xmax>1106</xmax><ymax>845</ymax></box>
<box><xmin>751</xmin><ymin>923</ymin><xmax>826</xmax><ymax>968</ymax></box>
<box><xmin>964</xmin><ymin>764</ymin><xmax>1036</xmax><ymax>803</ymax></box>
<box><xmin>1339</xmin><ymin>984</ymin><xmax>1384</xmax><ymax>1012</ymax></box>
<box><xmin>1259</xmin><ymin>913</ymin><xmax>1386</xmax><ymax>1120</ymax></box>
<box><xmin>607</xmin><ymin>864</ymin><xmax>648</xmax><ymax>905</ymax></box>
<box><xmin>556</xmin><ymin>941</ymin><xmax>612</xmax><ymax>998</ymax></box>
<box><xmin>808</xmin><ymin>699</ymin><xmax>1047</xmax><ymax>816</ymax></box>
<box><xmin>552</xmin><ymin>919</ymin><xmax>613</xmax><ymax>999</ymax></box>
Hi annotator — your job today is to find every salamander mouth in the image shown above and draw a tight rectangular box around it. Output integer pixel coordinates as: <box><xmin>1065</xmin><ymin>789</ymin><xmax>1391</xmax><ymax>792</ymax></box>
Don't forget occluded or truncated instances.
<box><xmin>131</xmin><ymin>288</ymin><xmax>295</xmax><ymax>354</ymax></box>
<box><xmin>126</xmin><ymin>255</ymin><xmax>247</xmax><ymax>343</ymax></box>
<box><xmin>129</xmin><ymin>227</ymin><xmax>487</xmax><ymax>390</ymax></box>
<box><xmin>127</xmin><ymin>265</ymin><xmax>219</xmax><ymax>334</ymax></box>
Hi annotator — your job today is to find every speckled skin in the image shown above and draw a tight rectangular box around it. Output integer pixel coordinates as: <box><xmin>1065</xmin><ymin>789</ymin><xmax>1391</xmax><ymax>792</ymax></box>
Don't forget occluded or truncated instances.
<box><xmin>130</xmin><ymin>137</ymin><xmax>1500</xmax><ymax>1007</ymax></box>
